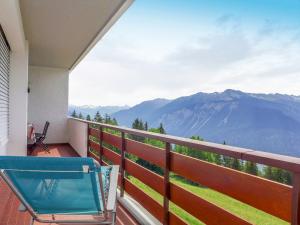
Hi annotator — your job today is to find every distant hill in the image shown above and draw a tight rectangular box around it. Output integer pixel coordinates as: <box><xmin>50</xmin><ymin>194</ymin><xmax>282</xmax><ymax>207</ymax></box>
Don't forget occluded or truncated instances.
<box><xmin>112</xmin><ymin>90</ymin><xmax>300</xmax><ymax>157</ymax></box>
<box><xmin>112</xmin><ymin>98</ymin><xmax>171</xmax><ymax>126</ymax></box>
<box><xmin>69</xmin><ymin>105</ymin><xmax>129</xmax><ymax>118</ymax></box>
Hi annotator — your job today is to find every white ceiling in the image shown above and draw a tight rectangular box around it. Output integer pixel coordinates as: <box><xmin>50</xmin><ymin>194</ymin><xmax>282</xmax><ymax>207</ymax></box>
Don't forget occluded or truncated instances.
<box><xmin>20</xmin><ymin>0</ymin><xmax>132</xmax><ymax>70</ymax></box>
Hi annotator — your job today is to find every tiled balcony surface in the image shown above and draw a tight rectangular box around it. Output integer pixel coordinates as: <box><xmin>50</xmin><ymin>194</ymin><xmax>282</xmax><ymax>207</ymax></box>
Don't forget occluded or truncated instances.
<box><xmin>0</xmin><ymin>144</ymin><xmax>140</xmax><ymax>225</ymax></box>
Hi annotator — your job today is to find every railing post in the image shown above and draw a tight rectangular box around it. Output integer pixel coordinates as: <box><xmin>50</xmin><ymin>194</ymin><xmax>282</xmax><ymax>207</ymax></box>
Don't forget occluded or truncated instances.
<box><xmin>163</xmin><ymin>142</ymin><xmax>171</xmax><ymax>225</ymax></box>
<box><xmin>86</xmin><ymin>123</ymin><xmax>90</xmax><ymax>157</ymax></box>
<box><xmin>292</xmin><ymin>172</ymin><xmax>300</xmax><ymax>225</ymax></box>
<box><xmin>120</xmin><ymin>131</ymin><xmax>126</xmax><ymax>197</ymax></box>
<box><xmin>99</xmin><ymin>126</ymin><xmax>103</xmax><ymax>165</ymax></box>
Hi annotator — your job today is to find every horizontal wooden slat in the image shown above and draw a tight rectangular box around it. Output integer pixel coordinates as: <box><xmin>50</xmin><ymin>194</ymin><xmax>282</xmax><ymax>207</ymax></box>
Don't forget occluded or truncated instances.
<box><xmin>125</xmin><ymin>158</ymin><xmax>164</xmax><ymax>195</ymax></box>
<box><xmin>88</xmin><ymin>150</ymin><xmax>100</xmax><ymax>162</ymax></box>
<box><xmin>170</xmin><ymin>183</ymin><xmax>251</xmax><ymax>225</ymax></box>
<box><xmin>89</xmin><ymin>140</ymin><xmax>100</xmax><ymax>151</ymax></box>
<box><xmin>101</xmin><ymin>160</ymin><xmax>109</xmax><ymax>166</ymax></box>
<box><xmin>103</xmin><ymin>146</ymin><xmax>121</xmax><ymax>165</ymax></box>
<box><xmin>125</xmin><ymin>139</ymin><xmax>165</xmax><ymax>168</ymax></box>
<box><xmin>170</xmin><ymin>152</ymin><xmax>292</xmax><ymax>222</ymax></box>
<box><xmin>242</xmin><ymin>150</ymin><xmax>300</xmax><ymax>173</ymax></box>
<box><xmin>124</xmin><ymin>178</ymin><xmax>184</xmax><ymax>224</ymax></box>
<box><xmin>89</xmin><ymin>127</ymin><xmax>100</xmax><ymax>139</ymax></box>
<box><xmin>169</xmin><ymin>213</ymin><xmax>187</xmax><ymax>225</ymax></box>
<box><xmin>124</xmin><ymin>178</ymin><xmax>164</xmax><ymax>222</ymax></box>
<box><xmin>102</xmin><ymin>132</ymin><xmax>122</xmax><ymax>149</ymax></box>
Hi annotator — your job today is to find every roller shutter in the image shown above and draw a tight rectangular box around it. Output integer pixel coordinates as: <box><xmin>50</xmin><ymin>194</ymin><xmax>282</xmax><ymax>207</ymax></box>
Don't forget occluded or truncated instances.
<box><xmin>0</xmin><ymin>26</ymin><xmax>10</xmax><ymax>143</ymax></box>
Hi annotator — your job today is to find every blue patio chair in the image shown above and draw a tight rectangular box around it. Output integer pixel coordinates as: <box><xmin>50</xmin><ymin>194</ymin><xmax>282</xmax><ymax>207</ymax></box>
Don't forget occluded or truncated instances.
<box><xmin>0</xmin><ymin>156</ymin><xmax>119</xmax><ymax>225</ymax></box>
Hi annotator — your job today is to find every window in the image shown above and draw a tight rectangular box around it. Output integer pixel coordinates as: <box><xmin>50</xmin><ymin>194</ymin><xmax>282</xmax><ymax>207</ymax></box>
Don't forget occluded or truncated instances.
<box><xmin>0</xmin><ymin>26</ymin><xmax>10</xmax><ymax>144</ymax></box>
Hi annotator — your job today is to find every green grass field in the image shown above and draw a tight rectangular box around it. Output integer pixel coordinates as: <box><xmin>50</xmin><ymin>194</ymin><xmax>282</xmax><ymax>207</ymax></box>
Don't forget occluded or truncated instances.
<box><xmin>128</xmin><ymin>176</ymin><xmax>288</xmax><ymax>225</ymax></box>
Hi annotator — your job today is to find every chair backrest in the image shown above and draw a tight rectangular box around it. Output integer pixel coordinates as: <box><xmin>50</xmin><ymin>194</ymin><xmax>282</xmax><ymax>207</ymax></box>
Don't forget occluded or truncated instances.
<box><xmin>42</xmin><ymin>121</ymin><xmax>50</xmax><ymax>136</ymax></box>
<box><xmin>0</xmin><ymin>156</ymin><xmax>107</xmax><ymax>215</ymax></box>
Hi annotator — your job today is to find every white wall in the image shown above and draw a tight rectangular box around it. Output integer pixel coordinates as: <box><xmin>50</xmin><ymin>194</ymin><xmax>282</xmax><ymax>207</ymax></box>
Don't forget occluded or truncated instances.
<box><xmin>7</xmin><ymin>45</ymin><xmax>29</xmax><ymax>156</ymax></box>
<box><xmin>0</xmin><ymin>0</ymin><xmax>28</xmax><ymax>156</ymax></box>
<box><xmin>68</xmin><ymin>118</ymin><xmax>88</xmax><ymax>157</ymax></box>
<box><xmin>0</xmin><ymin>140</ymin><xmax>7</xmax><ymax>156</ymax></box>
<box><xmin>0</xmin><ymin>0</ymin><xmax>26</xmax><ymax>53</ymax></box>
<box><xmin>28</xmin><ymin>66</ymin><xmax>69</xmax><ymax>144</ymax></box>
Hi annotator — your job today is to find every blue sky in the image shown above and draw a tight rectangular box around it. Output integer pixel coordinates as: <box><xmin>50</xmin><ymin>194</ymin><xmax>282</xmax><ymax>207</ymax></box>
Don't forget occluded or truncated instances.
<box><xmin>69</xmin><ymin>0</ymin><xmax>300</xmax><ymax>106</ymax></box>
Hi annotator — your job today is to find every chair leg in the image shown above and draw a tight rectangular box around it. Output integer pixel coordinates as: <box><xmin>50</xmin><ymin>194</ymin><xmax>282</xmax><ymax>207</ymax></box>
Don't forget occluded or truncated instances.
<box><xmin>31</xmin><ymin>143</ymin><xmax>37</xmax><ymax>150</ymax></box>
<box><xmin>111</xmin><ymin>212</ymin><xmax>116</xmax><ymax>225</ymax></box>
<box><xmin>29</xmin><ymin>217</ymin><xmax>34</xmax><ymax>225</ymax></box>
<box><xmin>42</xmin><ymin>142</ymin><xmax>49</xmax><ymax>152</ymax></box>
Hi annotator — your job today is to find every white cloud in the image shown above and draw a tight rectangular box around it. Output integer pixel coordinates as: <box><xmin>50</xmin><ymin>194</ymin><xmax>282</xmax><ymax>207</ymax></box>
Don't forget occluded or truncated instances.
<box><xmin>69</xmin><ymin>13</ymin><xmax>300</xmax><ymax>106</ymax></box>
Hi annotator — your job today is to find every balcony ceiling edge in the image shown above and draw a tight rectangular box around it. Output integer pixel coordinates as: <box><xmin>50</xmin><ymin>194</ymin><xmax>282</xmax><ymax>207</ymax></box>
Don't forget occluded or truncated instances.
<box><xmin>19</xmin><ymin>0</ymin><xmax>134</xmax><ymax>70</ymax></box>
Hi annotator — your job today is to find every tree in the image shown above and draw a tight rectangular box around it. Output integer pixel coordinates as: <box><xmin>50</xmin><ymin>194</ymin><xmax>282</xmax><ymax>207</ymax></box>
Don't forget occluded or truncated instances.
<box><xmin>130</xmin><ymin>118</ymin><xmax>146</xmax><ymax>142</ymax></box>
<box><xmin>244</xmin><ymin>161</ymin><xmax>258</xmax><ymax>175</ymax></box>
<box><xmin>132</xmin><ymin>118</ymin><xmax>145</xmax><ymax>130</ymax></box>
<box><xmin>272</xmin><ymin>168</ymin><xmax>285</xmax><ymax>183</ymax></box>
<box><xmin>231</xmin><ymin>158</ymin><xmax>242</xmax><ymax>170</ymax></box>
<box><xmin>112</xmin><ymin>118</ymin><xmax>118</xmax><ymax>125</ymax></box>
<box><xmin>104</xmin><ymin>114</ymin><xmax>110</xmax><ymax>124</ymax></box>
<box><xmin>282</xmin><ymin>170</ymin><xmax>292</xmax><ymax>185</ymax></box>
<box><xmin>94</xmin><ymin>111</ymin><xmax>102</xmax><ymax>122</ymax></box>
<box><xmin>78</xmin><ymin>112</ymin><xmax>83</xmax><ymax>119</ymax></box>
<box><xmin>264</xmin><ymin>166</ymin><xmax>273</xmax><ymax>180</ymax></box>
<box><xmin>263</xmin><ymin>166</ymin><xmax>292</xmax><ymax>185</ymax></box>
<box><xmin>86</xmin><ymin>114</ymin><xmax>91</xmax><ymax>121</ymax></box>
<box><xmin>158</xmin><ymin>123</ymin><xmax>165</xmax><ymax>134</ymax></box>
<box><xmin>145</xmin><ymin>122</ymin><xmax>148</xmax><ymax>131</ymax></box>
<box><xmin>222</xmin><ymin>156</ymin><xmax>232</xmax><ymax>168</ymax></box>
<box><xmin>136</xmin><ymin>157</ymin><xmax>163</xmax><ymax>175</ymax></box>
<box><xmin>213</xmin><ymin>153</ymin><xmax>222</xmax><ymax>165</ymax></box>
<box><xmin>71</xmin><ymin>110</ymin><xmax>77</xmax><ymax>118</ymax></box>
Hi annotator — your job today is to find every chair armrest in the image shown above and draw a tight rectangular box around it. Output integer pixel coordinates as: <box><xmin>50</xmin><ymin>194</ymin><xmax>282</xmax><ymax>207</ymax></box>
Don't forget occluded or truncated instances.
<box><xmin>35</xmin><ymin>133</ymin><xmax>43</xmax><ymax>138</ymax></box>
<box><xmin>106</xmin><ymin>165</ymin><xmax>119</xmax><ymax>211</ymax></box>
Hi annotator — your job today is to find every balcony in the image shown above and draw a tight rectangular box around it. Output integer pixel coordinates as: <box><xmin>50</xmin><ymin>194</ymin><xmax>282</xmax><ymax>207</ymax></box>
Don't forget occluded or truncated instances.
<box><xmin>1</xmin><ymin>1</ymin><xmax>300</xmax><ymax>224</ymax></box>
<box><xmin>1</xmin><ymin>118</ymin><xmax>300</xmax><ymax>224</ymax></box>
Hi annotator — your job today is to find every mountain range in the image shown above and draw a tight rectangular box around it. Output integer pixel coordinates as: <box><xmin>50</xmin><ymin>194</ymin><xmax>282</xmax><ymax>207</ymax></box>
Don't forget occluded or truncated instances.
<box><xmin>112</xmin><ymin>90</ymin><xmax>300</xmax><ymax>157</ymax></box>
<box><xmin>68</xmin><ymin>105</ymin><xmax>129</xmax><ymax>118</ymax></box>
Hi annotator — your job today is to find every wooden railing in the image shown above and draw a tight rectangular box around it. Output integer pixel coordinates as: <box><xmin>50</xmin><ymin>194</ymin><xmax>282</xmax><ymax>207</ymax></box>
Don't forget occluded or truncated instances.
<box><xmin>70</xmin><ymin>118</ymin><xmax>300</xmax><ymax>225</ymax></box>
